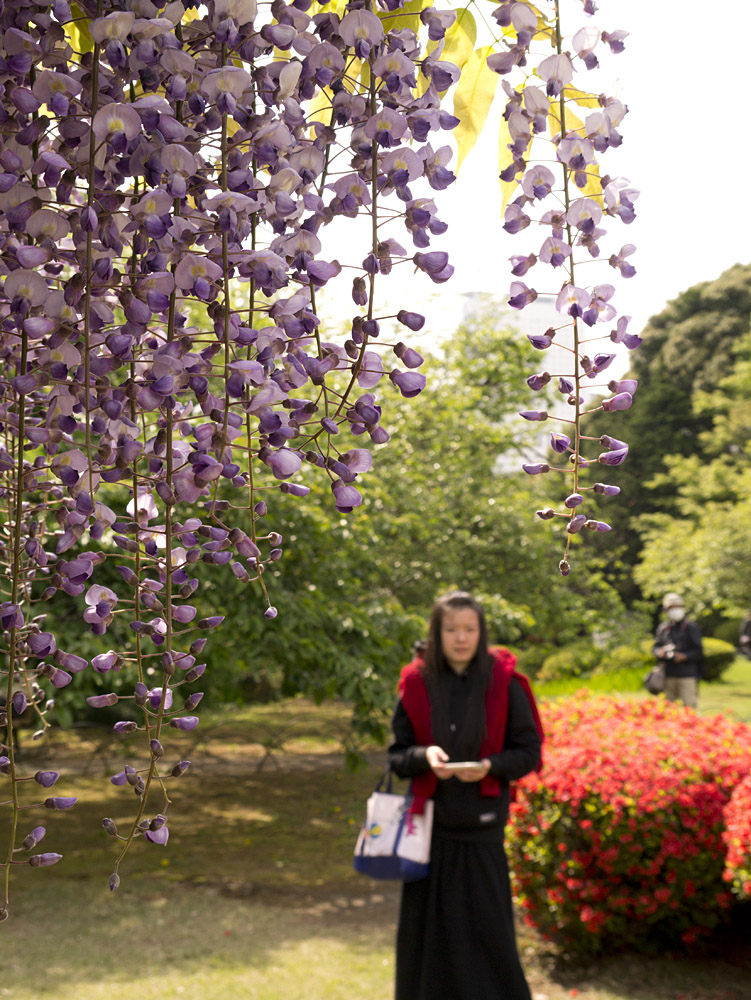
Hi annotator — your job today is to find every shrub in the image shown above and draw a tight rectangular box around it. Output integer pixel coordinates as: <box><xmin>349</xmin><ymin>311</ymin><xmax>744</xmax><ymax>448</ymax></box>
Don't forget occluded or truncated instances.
<box><xmin>701</xmin><ymin>637</ymin><xmax>737</xmax><ymax>682</ymax></box>
<box><xmin>724</xmin><ymin>773</ymin><xmax>751</xmax><ymax>900</ymax></box>
<box><xmin>537</xmin><ymin>641</ymin><xmax>600</xmax><ymax>684</ymax></box>
<box><xmin>507</xmin><ymin>694</ymin><xmax>751</xmax><ymax>956</ymax></box>
<box><xmin>594</xmin><ymin>643</ymin><xmax>653</xmax><ymax>675</ymax></box>
<box><xmin>514</xmin><ymin>644</ymin><xmax>554</xmax><ymax>680</ymax></box>
<box><xmin>711</xmin><ymin>619</ymin><xmax>743</xmax><ymax>647</ymax></box>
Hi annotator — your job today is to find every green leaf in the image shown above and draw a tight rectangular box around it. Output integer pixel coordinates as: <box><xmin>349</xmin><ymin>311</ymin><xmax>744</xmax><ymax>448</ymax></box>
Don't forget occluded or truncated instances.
<box><xmin>452</xmin><ymin>46</ymin><xmax>499</xmax><ymax>172</ymax></box>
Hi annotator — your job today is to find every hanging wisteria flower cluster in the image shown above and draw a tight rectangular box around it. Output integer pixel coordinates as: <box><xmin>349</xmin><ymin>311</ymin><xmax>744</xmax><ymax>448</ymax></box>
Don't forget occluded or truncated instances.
<box><xmin>0</xmin><ymin>0</ymin><xmax>462</xmax><ymax>917</ymax></box>
<box><xmin>489</xmin><ymin>0</ymin><xmax>639</xmax><ymax>575</ymax></box>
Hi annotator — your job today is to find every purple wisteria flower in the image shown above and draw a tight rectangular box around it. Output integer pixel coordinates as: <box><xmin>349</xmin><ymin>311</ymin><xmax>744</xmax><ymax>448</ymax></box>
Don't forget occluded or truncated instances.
<box><xmin>490</xmin><ymin>1</ymin><xmax>638</xmax><ymax>572</ymax></box>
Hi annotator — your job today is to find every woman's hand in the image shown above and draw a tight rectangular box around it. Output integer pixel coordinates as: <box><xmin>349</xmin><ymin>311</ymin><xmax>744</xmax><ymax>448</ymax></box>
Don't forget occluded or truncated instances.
<box><xmin>455</xmin><ymin>759</ymin><xmax>491</xmax><ymax>782</ymax></box>
<box><xmin>426</xmin><ymin>745</ymin><xmax>451</xmax><ymax>779</ymax></box>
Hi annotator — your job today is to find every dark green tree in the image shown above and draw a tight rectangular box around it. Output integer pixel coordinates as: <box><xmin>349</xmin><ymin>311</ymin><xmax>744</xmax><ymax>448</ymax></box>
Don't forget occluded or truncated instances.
<box><xmin>588</xmin><ymin>262</ymin><xmax>751</xmax><ymax>601</ymax></box>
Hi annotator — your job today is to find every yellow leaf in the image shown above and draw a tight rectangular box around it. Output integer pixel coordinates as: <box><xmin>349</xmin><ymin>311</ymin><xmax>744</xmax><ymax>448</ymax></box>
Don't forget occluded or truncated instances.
<box><xmin>452</xmin><ymin>46</ymin><xmax>500</xmax><ymax>172</ymax></box>
<box><xmin>308</xmin><ymin>87</ymin><xmax>334</xmax><ymax>128</ymax></box>
<box><xmin>428</xmin><ymin>8</ymin><xmax>477</xmax><ymax>70</ymax></box>
<box><xmin>529</xmin><ymin>3</ymin><xmax>555</xmax><ymax>42</ymax></box>
<box><xmin>359</xmin><ymin>59</ymin><xmax>371</xmax><ymax>92</ymax></box>
<box><xmin>379</xmin><ymin>0</ymin><xmax>431</xmax><ymax>36</ymax></box>
<box><xmin>491</xmin><ymin>2</ymin><xmax>553</xmax><ymax>41</ymax></box>
<box><xmin>571</xmin><ymin>164</ymin><xmax>603</xmax><ymax>203</ymax></box>
<box><xmin>548</xmin><ymin>101</ymin><xmax>585</xmax><ymax>141</ymax></box>
<box><xmin>342</xmin><ymin>56</ymin><xmax>363</xmax><ymax>95</ymax></box>
<box><xmin>563</xmin><ymin>85</ymin><xmax>600</xmax><ymax>109</ymax></box>
<box><xmin>65</xmin><ymin>3</ymin><xmax>94</xmax><ymax>54</ymax></box>
<box><xmin>497</xmin><ymin>116</ymin><xmax>529</xmax><ymax>214</ymax></box>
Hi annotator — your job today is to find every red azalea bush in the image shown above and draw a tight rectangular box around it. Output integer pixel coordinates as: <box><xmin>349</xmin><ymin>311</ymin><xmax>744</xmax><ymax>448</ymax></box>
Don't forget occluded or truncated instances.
<box><xmin>723</xmin><ymin>773</ymin><xmax>751</xmax><ymax>900</ymax></box>
<box><xmin>507</xmin><ymin>694</ymin><xmax>751</xmax><ymax>956</ymax></box>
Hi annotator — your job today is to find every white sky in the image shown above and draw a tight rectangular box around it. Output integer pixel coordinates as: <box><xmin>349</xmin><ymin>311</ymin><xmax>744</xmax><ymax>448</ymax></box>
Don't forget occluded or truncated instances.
<box><xmin>317</xmin><ymin>1</ymin><xmax>751</xmax><ymax>362</ymax></box>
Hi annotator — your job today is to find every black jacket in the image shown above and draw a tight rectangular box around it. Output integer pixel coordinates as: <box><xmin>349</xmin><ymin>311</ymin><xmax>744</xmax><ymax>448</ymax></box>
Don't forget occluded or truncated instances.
<box><xmin>652</xmin><ymin>619</ymin><xmax>703</xmax><ymax>679</ymax></box>
<box><xmin>388</xmin><ymin>673</ymin><xmax>541</xmax><ymax>839</ymax></box>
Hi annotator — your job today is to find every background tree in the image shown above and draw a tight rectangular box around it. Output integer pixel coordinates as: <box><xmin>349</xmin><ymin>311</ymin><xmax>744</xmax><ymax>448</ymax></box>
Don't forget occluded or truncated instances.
<box><xmin>634</xmin><ymin>327</ymin><xmax>751</xmax><ymax>615</ymax></box>
<box><xmin>588</xmin><ymin>263</ymin><xmax>751</xmax><ymax>602</ymax></box>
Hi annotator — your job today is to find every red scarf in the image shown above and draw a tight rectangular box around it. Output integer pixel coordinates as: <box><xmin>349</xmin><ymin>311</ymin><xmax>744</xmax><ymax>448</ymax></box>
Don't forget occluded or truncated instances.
<box><xmin>397</xmin><ymin>647</ymin><xmax>543</xmax><ymax>814</ymax></box>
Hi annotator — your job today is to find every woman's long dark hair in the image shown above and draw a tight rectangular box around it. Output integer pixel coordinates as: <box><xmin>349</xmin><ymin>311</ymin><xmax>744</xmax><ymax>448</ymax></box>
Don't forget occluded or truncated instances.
<box><xmin>421</xmin><ymin>591</ymin><xmax>494</xmax><ymax>760</ymax></box>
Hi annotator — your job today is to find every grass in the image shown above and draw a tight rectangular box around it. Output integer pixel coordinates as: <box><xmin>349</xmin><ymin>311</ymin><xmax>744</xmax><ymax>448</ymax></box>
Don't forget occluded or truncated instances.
<box><xmin>534</xmin><ymin>656</ymin><xmax>751</xmax><ymax>724</ymax></box>
<box><xmin>3</xmin><ymin>681</ymin><xmax>751</xmax><ymax>1000</ymax></box>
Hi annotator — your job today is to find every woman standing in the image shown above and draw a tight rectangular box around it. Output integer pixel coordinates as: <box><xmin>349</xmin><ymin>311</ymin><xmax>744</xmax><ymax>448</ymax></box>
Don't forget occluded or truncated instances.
<box><xmin>389</xmin><ymin>591</ymin><xmax>542</xmax><ymax>1000</ymax></box>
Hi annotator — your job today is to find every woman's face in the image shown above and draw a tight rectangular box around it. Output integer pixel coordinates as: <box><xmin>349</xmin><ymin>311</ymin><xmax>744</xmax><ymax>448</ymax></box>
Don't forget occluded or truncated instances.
<box><xmin>440</xmin><ymin>607</ymin><xmax>481</xmax><ymax>675</ymax></box>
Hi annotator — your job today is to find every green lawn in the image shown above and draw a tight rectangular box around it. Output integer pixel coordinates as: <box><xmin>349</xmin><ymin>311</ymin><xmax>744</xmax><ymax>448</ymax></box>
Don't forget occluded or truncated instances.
<box><xmin>3</xmin><ymin>677</ymin><xmax>751</xmax><ymax>1000</ymax></box>
<box><xmin>535</xmin><ymin>656</ymin><xmax>751</xmax><ymax>723</ymax></box>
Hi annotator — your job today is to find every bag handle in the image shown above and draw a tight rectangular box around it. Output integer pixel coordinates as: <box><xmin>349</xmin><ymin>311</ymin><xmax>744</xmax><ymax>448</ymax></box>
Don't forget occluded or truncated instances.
<box><xmin>374</xmin><ymin>765</ymin><xmax>394</xmax><ymax>794</ymax></box>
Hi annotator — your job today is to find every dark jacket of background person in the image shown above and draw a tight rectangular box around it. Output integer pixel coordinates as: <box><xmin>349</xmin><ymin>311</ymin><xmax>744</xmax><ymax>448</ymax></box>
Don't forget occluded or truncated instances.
<box><xmin>739</xmin><ymin>615</ymin><xmax>751</xmax><ymax>658</ymax></box>
<box><xmin>652</xmin><ymin>619</ymin><xmax>704</xmax><ymax>678</ymax></box>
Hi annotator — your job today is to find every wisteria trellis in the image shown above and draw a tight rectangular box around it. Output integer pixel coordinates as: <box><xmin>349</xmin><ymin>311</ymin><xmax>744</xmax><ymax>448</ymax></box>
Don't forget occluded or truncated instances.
<box><xmin>0</xmin><ymin>0</ymin><xmax>636</xmax><ymax>919</ymax></box>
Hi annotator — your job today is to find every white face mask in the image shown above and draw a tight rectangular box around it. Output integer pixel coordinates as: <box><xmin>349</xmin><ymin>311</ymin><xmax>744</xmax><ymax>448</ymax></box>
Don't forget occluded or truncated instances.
<box><xmin>667</xmin><ymin>607</ymin><xmax>685</xmax><ymax>623</ymax></box>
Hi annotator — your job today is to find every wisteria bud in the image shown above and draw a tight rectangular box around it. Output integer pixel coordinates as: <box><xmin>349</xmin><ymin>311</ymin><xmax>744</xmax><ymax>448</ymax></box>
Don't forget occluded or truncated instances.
<box><xmin>593</xmin><ymin>483</ymin><xmax>621</xmax><ymax>496</ymax></box>
<box><xmin>535</xmin><ymin>508</ymin><xmax>556</xmax><ymax>520</ymax></box>
<box><xmin>86</xmin><ymin>693</ymin><xmax>118</xmax><ymax>709</ymax></box>
<box><xmin>102</xmin><ymin>817</ymin><xmax>118</xmax><ymax>837</ymax></box>
<box><xmin>20</xmin><ymin>826</ymin><xmax>46</xmax><ymax>850</ymax></box>
<box><xmin>150</xmin><ymin>739</ymin><xmax>164</xmax><ymax>758</ymax></box>
<box><xmin>114</xmin><ymin>721</ymin><xmax>138</xmax><ymax>735</ymax></box>
<box><xmin>29</xmin><ymin>853</ymin><xmax>62</xmax><ymax>867</ymax></box>
<box><xmin>527</xmin><ymin>372</ymin><xmax>551</xmax><ymax>391</ymax></box>
<box><xmin>34</xmin><ymin>771</ymin><xmax>59</xmax><ymax>788</ymax></box>
<box><xmin>109</xmin><ymin>872</ymin><xmax>120</xmax><ymax>893</ymax></box>
<box><xmin>171</xmin><ymin>760</ymin><xmax>191</xmax><ymax>778</ymax></box>
<box><xmin>197</xmin><ymin>616</ymin><xmax>224</xmax><ymax>630</ymax></box>
<box><xmin>170</xmin><ymin>716</ymin><xmax>199</xmax><ymax>731</ymax></box>
<box><xmin>184</xmin><ymin>663</ymin><xmax>206</xmax><ymax>683</ymax></box>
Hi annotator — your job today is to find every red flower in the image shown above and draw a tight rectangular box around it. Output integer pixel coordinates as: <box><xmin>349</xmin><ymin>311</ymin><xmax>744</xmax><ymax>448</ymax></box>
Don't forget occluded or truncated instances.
<box><xmin>507</xmin><ymin>694</ymin><xmax>751</xmax><ymax>956</ymax></box>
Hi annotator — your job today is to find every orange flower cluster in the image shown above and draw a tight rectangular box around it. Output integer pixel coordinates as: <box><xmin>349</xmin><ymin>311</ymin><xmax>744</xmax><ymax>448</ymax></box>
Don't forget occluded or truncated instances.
<box><xmin>507</xmin><ymin>693</ymin><xmax>751</xmax><ymax>955</ymax></box>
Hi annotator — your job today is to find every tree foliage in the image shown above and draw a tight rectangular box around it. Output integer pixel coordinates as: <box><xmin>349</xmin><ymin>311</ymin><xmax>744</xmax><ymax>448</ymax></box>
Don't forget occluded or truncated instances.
<box><xmin>588</xmin><ymin>263</ymin><xmax>751</xmax><ymax>600</ymax></box>
<box><xmin>634</xmin><ymin>327</ymin><xmax>751</xmax><ymax>615</ymax></box>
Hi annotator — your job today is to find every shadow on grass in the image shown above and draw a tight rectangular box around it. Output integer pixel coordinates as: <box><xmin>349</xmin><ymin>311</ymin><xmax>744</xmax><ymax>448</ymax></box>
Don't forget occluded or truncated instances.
<box><xmin>5</xmin><ymin>695</ymin><xmax>751</xmax><ymax>1000</ymax></box>
<box><xmin>3</xmin><ymin>878</ymin><xmax>398</xmax><ymax>1000</ymax></box>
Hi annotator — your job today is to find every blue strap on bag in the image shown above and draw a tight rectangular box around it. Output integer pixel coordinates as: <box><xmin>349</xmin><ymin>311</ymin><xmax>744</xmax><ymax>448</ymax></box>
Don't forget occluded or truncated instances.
<box><xmin>353</xmin><ymin>769</ymin><xmax>433</xmax><ymax>882</ymax></box>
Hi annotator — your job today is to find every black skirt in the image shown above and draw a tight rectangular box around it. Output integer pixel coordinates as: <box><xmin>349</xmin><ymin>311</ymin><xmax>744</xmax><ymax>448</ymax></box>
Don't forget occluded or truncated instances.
<box><xmin>395</xmin><ymin>834</ymin><xmax>532</xmax><ymax>1000</ymax></box>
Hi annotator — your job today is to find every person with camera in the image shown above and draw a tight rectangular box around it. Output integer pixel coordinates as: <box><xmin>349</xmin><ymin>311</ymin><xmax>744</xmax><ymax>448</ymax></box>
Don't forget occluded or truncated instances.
<box><xmin>738</xmin><ymin>611</ymin><xmax>751</xmax><ymax>660</ymax></box>
<box><xmin>652</xmin><ymin>593</ymin><xmax>703</xmax><ymax>708</ymax></box>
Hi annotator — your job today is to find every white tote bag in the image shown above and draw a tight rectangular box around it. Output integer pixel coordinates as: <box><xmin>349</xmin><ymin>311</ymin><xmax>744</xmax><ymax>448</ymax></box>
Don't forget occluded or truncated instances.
<box><xmin>353</xmin><ymin>774</ymin><xmax>433</xmax><ymax>881</ymax></box>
